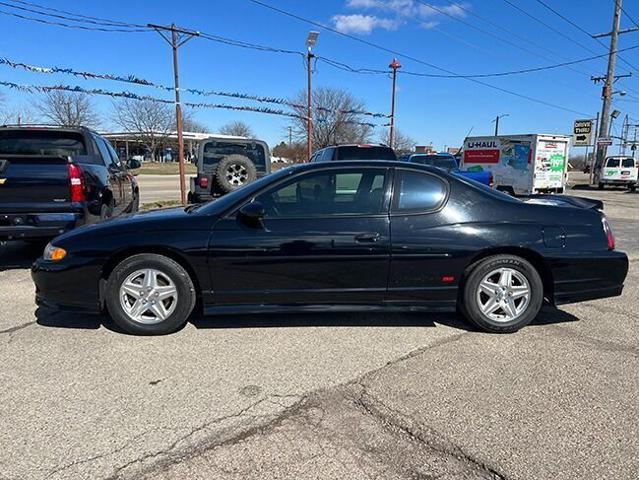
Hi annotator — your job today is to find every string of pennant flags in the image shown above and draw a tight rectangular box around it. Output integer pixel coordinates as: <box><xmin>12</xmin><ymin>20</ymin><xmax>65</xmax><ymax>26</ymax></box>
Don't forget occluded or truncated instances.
<box><xmin>0</xmin><ymin>56</ymin><xmax>391</xmax><ymax>120</ymax></box>
<box><xmin>0</xmin><ymin>80</ymin><xmax>384</xmax><ymax>128</ymax></box>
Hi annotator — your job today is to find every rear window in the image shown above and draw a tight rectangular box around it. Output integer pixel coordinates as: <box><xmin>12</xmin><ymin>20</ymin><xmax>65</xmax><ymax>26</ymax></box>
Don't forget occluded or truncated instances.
<box><xmin>202</xmin><ymin>141</ymin><xmax>266</xmax><ymax>169</ymax></box>
<box><xmin>410</xmin><ymin>155</ymin><xmax>457</xmax><ymax>170</ymax></box>
<box><xmin>622</xmin><ymin>158</ymin><xmax>635</xmax><ymax>168</ymax></box>
<box><xmin>0</xmin><ymin>130</ymin><xmax>86</xmax><ymax>156</ymax></box>
<box><xmin>606</xmin><ymin>158</ymin><xmax>620</xmax><ymax>168</ymax></box>
<box><xmin>336</xmin><ymin>146</ymin><xmax>397</xmax><ymax>161</ymax></box>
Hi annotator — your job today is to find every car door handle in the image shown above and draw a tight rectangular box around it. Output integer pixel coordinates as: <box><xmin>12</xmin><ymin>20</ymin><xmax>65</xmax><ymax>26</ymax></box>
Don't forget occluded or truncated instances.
<box><xmin>355</xmin><ymin>232</ymin><xmax>380</xmax><ymax>243</ymax></box>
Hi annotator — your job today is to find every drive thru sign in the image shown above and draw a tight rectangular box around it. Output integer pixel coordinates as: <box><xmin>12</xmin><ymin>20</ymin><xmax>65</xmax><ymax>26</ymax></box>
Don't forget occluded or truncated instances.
<box><xmin>573</xmin><ymin>119</ymin><xmax>593</xmax><ymax>146</ymax></box>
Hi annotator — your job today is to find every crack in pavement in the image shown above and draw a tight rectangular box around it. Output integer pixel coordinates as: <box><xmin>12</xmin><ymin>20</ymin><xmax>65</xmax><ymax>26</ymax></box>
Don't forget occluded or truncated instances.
<box><xmin>105</xmin><ymin>393</ymin><xmax>305</xmax><ymax>480</ymax></box>
<box><xmin>350</xmin><ymin>384</ymin><xmax>509</xmax><ymax>480</ymax></box>
<box><xmin>0</xmin><ymin>320</ymin><xmax>37</xmax><ymax>335</ymax></box>
<box><xmin>549</xmin><ymin>324</ymin><xmax>639</xmax><ymax>357</ymax></box>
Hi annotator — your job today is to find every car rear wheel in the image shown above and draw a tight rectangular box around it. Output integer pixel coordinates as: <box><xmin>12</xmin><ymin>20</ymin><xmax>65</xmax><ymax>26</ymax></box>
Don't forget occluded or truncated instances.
<box><xmin>105</xmin><ymin>253</ymin><xmax>196</xmax><ymax>335</ymax></box>
<box><xmin>460</xmin><ymin>255</ymin><xmax>543</xmax><ymax>333</ymax></box>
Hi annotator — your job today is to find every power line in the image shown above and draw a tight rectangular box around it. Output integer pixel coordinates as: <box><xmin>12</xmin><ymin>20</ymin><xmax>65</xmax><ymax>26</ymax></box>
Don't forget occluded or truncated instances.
<box><xmin>4</xmin><ymin>0</ymin><xmax>146</xmax><ymax>28</ymax></box>
<box><xmin>501</xmin><ymin>0</ymin><xmax>599</xmax><ymax>55</ymax></box>
<box><xmin>532</xmin><ymin>0</ymin><xmax>639</xmax><ymax>76</ymax></box>
<box><xmin>317</xmin><ymin>45</ymin><xmax>639</xmax><ymax>79</ymax></box>
<box><xmin>0</xmin><ymin>7</ymin><xmax>148</xmax><ymax>32</ymax></box>
<box><xmin>248</xmin><ymin>0</ymin><xmax>590</xmax><ymax>116</ymax></box>
<box><xmin>0</xmin><ymin>0</ymin><xmax>149</xmax><ymax>30</ymax></box>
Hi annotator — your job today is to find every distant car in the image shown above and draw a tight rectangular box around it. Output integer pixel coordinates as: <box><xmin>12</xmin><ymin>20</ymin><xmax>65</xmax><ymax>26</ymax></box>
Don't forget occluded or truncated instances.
<box><xmin>0</xmin><ymin>125</ymin><xmax>140</xmax><ymax>242</ymax></box>
<box><xmin>189</xmin><ymin>136</ymin><xmax>271</xmax><ymax>203</ymax></box>
<box><xmin>309</xmin><ymin>143</ymin><xmax>397</xmax><ymax>162</ymax></box>
<box><xmin>33</xmin><ymin>161</ymin><xmax>628</xmax><ymax>336</ymax></box>
<box><xmin>401</xmin><ymin>153</ymin><xmax>493</xmax><ymax>187</ymax></box>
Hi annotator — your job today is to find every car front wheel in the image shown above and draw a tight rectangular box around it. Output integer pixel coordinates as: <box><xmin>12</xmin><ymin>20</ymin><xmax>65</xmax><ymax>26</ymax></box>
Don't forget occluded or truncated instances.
<box><xmin>105</xmin><ymin>253</ymin><xmax>196</xmax><ymax>335</ymax></box>
<box><xmin>460</xmin><ymin>255</ymin><xmax>543</xmax><ymax>333</ymax></box>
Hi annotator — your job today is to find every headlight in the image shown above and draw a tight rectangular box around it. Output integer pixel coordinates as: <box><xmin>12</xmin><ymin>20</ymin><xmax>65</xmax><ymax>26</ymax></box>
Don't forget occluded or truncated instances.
<box><xmin>43</xmin><ymin>243</ymin><xmax>67</xmax><ymax>261</ymax></box>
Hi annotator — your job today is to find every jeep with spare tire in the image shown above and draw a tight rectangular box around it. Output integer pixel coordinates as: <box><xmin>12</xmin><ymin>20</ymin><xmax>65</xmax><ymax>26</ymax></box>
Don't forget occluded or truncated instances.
<box><xmin>188</xmin><ymin>136</ymin><xmax>271</xmax><ymax>203</ymax></box>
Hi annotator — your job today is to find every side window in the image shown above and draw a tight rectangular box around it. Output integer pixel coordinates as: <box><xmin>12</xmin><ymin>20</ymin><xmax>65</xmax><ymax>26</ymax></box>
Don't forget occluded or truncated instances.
<box><xmin>103</xmin><ymin>138</ymin><xmax>122</xmax><ymax>167</ymax></box>
<box><xmin>93</xmin><ymin>135</ymin><xmax>115</xmax><ymax>167</ymax></box>
<box><xmin>392</xmin><ymin>170</ymin><xmax>447</xmax><ymax>213</ymax></box>
<box><xmin>322</xmin><ymin>148</ymin><xmax>334</xmax><ymax>162</ymax></box>
<box><xmin>255</xmin><ymin>169</ymin><xmax>388</xmax><ymax>217</ymax></box>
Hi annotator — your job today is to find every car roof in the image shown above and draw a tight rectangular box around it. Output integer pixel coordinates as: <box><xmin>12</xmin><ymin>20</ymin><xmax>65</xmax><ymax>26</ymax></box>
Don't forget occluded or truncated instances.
<box><xmin>321</xmin><ymin>143</ymin><xmax>391</xmax><ymax>148</ymax></box>
<box><xmin>0</xmin><ymin>124</ymin><xmax>95</xmax><ymax>134</ymax></box>
<box><xmin>289</xmin><ymin>159</ymin><xmax>448</xmax><ymax>174</ymax></box>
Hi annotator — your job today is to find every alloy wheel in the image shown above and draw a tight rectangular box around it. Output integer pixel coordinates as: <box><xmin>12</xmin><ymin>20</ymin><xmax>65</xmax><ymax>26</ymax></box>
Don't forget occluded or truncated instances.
<box><xmin>225</xmin><ymin>163</ymin><xmax>249</xmax><ymax>186</ymax></box>
<box><xmin>476</xmin><ymin>267</ymin><xmax>531</xmax><ymax>322</ymax></box>
<box><xmin>119</xmin><ymin>268</ymin><xmax>178</xmax><ymax>324</ymax></box>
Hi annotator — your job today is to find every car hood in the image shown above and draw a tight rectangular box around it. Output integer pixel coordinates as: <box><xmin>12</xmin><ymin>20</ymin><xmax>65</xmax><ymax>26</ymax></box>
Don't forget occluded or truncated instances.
<box><xmin>53</xmin><ymin>207</ymin><xmax>213</xmax><ymax>243</ymax></box>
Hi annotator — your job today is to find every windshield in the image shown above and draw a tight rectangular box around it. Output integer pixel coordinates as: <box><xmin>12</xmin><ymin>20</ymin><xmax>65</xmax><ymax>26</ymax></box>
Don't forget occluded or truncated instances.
<box><xmin>410</xmin><ymin>155</ymin><xmax>457</xmax><ymax>170</ymax></box>
<box><xmin>0</xmin><ymin>130</ymin><xmax>86</xmax><ymax>156</ymax></box>
<box><xmin>195</xmin><ymin>167</ymin><xmax>297</xmax><ymax>214</ymax></box>
<box><xmin>336</xmin><ymin>146</ymin><xmax>397</xmax><ymax>161</ymax></box>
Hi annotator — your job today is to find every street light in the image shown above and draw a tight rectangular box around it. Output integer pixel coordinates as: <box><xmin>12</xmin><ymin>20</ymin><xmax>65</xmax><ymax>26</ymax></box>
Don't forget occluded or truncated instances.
<box><xmin>609</xmin><ymin>109</ymin><xmax>621</xmax><ymax>136</ymax></box>
<box><xmin>492</xmin><ymin>113</ymin><xmax>509</xmax><ymax>136</ymax></box>
<box><xmin>305</xmin><ymin>31</ymin><xmax>319</xmax><ymax>161</ymax></box>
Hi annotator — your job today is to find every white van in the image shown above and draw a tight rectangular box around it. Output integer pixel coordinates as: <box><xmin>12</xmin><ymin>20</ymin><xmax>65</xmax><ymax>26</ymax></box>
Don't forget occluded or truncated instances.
<box><xmin>594</xmin><ymin>156</ymin><xmax>638</xmax><ymax>191</ymax></box>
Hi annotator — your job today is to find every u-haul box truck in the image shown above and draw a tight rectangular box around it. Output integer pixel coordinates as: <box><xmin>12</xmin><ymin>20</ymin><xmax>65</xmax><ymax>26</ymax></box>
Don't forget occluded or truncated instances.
<box><xmin>460</xmin><ymin>134</ymin><xmax>570</xmax><ymax>195</ymax></box>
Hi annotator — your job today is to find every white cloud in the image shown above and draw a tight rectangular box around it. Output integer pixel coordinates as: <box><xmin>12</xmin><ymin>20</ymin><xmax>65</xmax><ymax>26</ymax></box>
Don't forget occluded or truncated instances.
<box><xmin>332</xmin><ymin>14</ymin><xmax>399</xmax><ymax>34</ymax></box>
<box><xmin>420</xmin><ymin>21</ymin><xmax>439</xmax><ymax>29</ymax></box>
<box><xmin>345</xmin><ymin>0</ymin><xmax>469</xmax><ymax>19</ymax></box>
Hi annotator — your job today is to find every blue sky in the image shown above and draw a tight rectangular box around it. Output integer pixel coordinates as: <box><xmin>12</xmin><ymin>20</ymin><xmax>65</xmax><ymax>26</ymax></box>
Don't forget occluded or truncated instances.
<box><xmin>1</xmin><ymin>0</ymin><xmax>639</xmax><ymax>151</ymax></box>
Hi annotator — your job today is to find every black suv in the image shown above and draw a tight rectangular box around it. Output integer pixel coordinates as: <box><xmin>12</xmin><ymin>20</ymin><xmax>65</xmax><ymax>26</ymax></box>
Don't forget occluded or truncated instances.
<box><xmin>309</xmin><ymin>143</ymin><xmax>397</xmax><ymax>162</ymax></box>
<box><xmin>189</xmin><ymin>136</ymin><xmax>271</xmax><ymax>202</ymax></box>
<box><xmin>0</xmin><ymin>125</ymin><xmax>140</xmax><ymax>242</ymax></box>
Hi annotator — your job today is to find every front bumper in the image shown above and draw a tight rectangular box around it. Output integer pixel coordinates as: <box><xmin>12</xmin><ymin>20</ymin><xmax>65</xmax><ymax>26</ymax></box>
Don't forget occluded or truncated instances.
<box><xmin>550</xmin><ymin>251</ymin><xmax>629</xmax><ymax>305</ymax></box>
<box><xmin>31</xmin><ymin>256</ymin><xmax>102</xmax><ymax>314</ymax></box>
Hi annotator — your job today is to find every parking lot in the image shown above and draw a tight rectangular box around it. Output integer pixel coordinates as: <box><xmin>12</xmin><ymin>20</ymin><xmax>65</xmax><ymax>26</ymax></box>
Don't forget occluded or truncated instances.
<box><xmin>1</xmin><ymin>176</ymin><xmax>638</xmax><ymax>480</ymax></box>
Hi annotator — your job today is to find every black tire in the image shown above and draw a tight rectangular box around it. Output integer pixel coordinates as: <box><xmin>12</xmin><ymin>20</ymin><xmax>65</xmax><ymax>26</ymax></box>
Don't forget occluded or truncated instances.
<box><xmin>105</xmin><ymin>253</ymin><xmax>196</xmax><ymax>335</ymax></box>
<box><xmin>460</xmin><ymin>255</ymin><xmax>543</xmax><ymax>333</ymax></box>
<box><xmin>598</xmin><ymin>182</ymin><xmax>604</xmax><ymax>190</ymax></box>
<box><xmin>131</xmin><ymin>192</ymin><xmax>140</xmax><ymax>213</ymax></box>
<box><xmin>100</xmin><ymin>202</ymin><xmax>114</xmax><ymax>221</ymax></box>
<box><xmin>629</xmin><ymin>185</ymin><xmax>636</xmax><ymax>192</ymax></box>
<box><xmin>214</xmin><ymin>154</ymin><xmax>257</xmax><ymax>193</ymax></box>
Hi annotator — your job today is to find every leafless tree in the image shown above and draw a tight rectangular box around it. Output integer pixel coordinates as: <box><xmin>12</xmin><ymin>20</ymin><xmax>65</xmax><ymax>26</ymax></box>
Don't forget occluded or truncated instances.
<box><xmin>35</xmin><ymin>91</ymin><xmax>100</xmax><ymax>128</ymax></box>
<box><xmin>219</xmin><ymin>120</ymin><xmax>255</xmax><ymax>138</ymax></box>
<box><xmin>182</xmin><ymin>112</ymin><xmax>210</xmax><ymax>134</ymax></box>
<box><xmin>111</xmin><ymin>98</ymin><xmax>174</xmax><ymax>161</ymax></box>
<box><xmin>380</xmin><ymin>129</ymin><xmax>416</xmax><ymax>154</ymax></box>
<box><xmin>289</xmin><ymin>87</ymin><xmax>373</xmax><ymax>151</ymax></box>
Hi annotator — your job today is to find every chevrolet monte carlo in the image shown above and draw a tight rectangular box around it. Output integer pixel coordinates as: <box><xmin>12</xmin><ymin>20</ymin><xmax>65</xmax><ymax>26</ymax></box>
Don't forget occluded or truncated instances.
<box><xmin>32</xmin><ymin>161</ymin><xmax>629</xmax><ymax>335</ymax></box>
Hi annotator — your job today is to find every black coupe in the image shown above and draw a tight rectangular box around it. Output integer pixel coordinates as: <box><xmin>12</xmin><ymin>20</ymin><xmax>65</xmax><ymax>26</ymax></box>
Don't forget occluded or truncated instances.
<box><xmin>32</xmin><ymin>161</ymin><xmax>629</xmax><ymax>335</ymax></box>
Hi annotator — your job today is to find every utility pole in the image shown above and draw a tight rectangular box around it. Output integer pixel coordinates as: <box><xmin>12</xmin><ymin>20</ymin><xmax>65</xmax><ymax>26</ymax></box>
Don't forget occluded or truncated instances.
<box><xmin>492</xmin><ymin>114</ymin><xmax>509</xmax><ymax>136</ymax></box>
<box><xmin>621</xmin><ymin>114</ymin><xmax>629</xmax><ymax>154</ymax></box>
<box><xmin>590</xmin><ymin>112</ymin><xmax>600</xmax><ymax>185</ymax></box>
<box><xmin>149</xmin><ymin>23</ymin><xmax>199</xmax><ymax>205</ymax></box>
<box><xmin>305</xmin><ymin>31</ymin><xmax>319</xmax><ymax>162</ymax></box>
<box><xmin>594</xmin><ymin>0</ymin><xmax>623</xmax><ymax>168</ymax></box>
<box><xmin>388</xmin><ymin>58</ymin><xmax>401</xmax><ymax>148</ymax></box>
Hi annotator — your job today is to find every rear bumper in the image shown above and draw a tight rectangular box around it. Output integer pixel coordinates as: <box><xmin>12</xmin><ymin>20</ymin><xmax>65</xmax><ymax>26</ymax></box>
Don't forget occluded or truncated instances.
<box><xmin>0</xmin><ymin>211</ymin><xmax>84</xmax><ymax>241</ymax></box>
<box><xmin>550</xmin><ymin>251</ymin><xmax>629</xmax><ymax>305</ymax></box>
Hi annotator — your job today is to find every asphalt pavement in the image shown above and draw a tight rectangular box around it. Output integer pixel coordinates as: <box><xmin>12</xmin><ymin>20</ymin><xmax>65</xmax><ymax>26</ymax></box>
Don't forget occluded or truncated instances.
<box><xmin>137</xmin><ymin>174</ymin><xmax>182</xmax><ymax>204</ymax></box>
<box><xmin>0</xmin><ymin>176</ymin><xmax>637</xmax><ymax>480</ymax></box>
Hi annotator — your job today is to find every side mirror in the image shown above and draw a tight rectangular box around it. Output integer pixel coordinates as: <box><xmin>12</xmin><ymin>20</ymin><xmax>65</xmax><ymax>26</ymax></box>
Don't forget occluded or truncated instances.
<box><xmin>127</xmin><ymin>159</ymin><xmax>142</xmax><ymax>170</ymax></box>
<box><xmin>238</xmin><ymin>201</ymin><xmax>266</xmax><ymax>228</ymax></box>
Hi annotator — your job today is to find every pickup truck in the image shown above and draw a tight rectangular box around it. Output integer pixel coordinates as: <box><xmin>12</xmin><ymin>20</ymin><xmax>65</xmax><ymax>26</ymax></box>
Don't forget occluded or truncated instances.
<box><xmin>400</xmin><ymin>153</ymin><xmax>493</xmax><ymax>187</ymax></box>
<box><xmin>0</xmin><ymin>126</ymin><xmax>140</xmax><ymax>242</ymax></box>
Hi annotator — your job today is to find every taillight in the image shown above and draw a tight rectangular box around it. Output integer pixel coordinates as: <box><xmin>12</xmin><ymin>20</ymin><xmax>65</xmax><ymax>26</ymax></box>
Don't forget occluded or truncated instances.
<box><xmin>488</xmin><ymin>173</ymin><xmax>494</xmax><ymax>188</ymax></box>
<box><xmin>198</xmin><ymin>176</ymin><xmax>209</xmax><ymax>189</ymax></box>
<box><xmin>67</xmin><ymin>163</ymin><xmax>86</xmax><ymax>202</ymax></box>
<box><xmin>602</xmin><ymin>216</ymin><xmax>615</xmax><ymax>250</ymax></box>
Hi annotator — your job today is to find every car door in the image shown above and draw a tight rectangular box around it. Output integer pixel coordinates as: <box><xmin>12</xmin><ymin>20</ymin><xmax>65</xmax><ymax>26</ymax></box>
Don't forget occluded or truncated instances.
<box><xmin>208</xmin><ymin>166</ymin><xmax>392</xmax><ymax>306</ymax></box>
<box><xmin>93</xmin><ymin>135</ymin><xmax>125</xmax><ymax>214</ymax></box>
<box><xmin>386</xmin><ymin>168</ymin><xmax>457</xmax><ymax>308</ymax></box>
